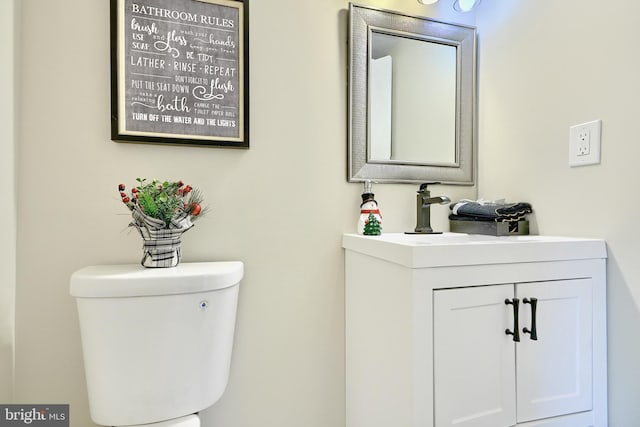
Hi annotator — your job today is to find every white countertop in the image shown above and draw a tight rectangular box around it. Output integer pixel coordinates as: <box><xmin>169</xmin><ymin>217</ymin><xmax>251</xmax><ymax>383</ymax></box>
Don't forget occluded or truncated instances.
<box><xmin>342</xmin><ymin>233</ymin><xmax>607</xmax><ymax>268</ymax></box>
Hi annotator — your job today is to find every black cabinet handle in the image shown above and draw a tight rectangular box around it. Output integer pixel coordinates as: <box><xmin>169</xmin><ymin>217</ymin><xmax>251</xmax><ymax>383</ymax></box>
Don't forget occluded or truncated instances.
<box><xmin>504</xmin><ymin>298</ymin><xmax>520</xmax><ymax>342</ymax></box>
<box><xmin>523</xmin><ymin>297</ymin><xmax>538</xmax><ymax>340</ymax></box>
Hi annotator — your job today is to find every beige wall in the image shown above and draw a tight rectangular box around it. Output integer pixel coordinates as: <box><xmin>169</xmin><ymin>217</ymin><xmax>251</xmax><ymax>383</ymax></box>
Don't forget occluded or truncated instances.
<box><xmin>13</xmin><ymin>1</ymin><xmax>474</xmax><ymax>426</ymax></box>
<box><xmin>1</xmin><ymin>0</ymin><xmax>16</xmax><ymax>404</ymax></box>
<box><xmin>476</xmin><ymin>1</ymin><xmax>640</xmax><ymax>425</ymax></box>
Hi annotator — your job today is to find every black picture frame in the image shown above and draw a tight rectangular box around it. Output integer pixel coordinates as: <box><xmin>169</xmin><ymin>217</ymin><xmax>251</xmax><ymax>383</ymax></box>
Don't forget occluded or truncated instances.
<box><xmin>111</xmin><ymin>0</ymin><xmax>249</xmax><ymax>148</ymax></box>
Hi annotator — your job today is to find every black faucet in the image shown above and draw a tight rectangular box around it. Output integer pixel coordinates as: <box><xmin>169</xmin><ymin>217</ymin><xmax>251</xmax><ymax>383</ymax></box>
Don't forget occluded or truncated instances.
<box><xmin>410</xmin><ymin>183</ymin><xmax>450</xmax><ymax>234</ymax></box>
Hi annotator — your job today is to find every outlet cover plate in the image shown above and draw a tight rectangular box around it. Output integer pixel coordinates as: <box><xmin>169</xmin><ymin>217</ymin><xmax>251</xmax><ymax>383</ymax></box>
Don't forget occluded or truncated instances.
<box><xmin>569</xmin><ymin>119</ymin><xmax>601</xmax><ymax>167</ymax></box>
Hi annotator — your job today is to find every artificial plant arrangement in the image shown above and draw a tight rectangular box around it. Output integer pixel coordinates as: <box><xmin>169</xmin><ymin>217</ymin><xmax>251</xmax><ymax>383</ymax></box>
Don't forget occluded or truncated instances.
<box><xmin>118</xmin><ymin>178</ymin><xmax>207</xmax><ymax>267</ymax></box>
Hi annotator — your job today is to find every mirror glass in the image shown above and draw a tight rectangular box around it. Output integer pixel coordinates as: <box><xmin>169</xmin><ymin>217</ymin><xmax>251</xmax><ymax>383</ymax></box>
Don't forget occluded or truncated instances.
<box><xmin>349</xmin><ymin>4</ymin><xmax>477</xmax><ymax>184</ymax></box>
<box><xmin>370</xmin><ymin>31</ymin><xmax>457</xmax><ymax>165</ymax></box>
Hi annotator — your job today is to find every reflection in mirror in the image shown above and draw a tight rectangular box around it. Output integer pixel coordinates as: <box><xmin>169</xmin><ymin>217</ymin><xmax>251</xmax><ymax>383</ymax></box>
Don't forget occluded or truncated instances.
<box><xmin>349</xmin><ymin>4</ymin><xmax>477</xmax><ymax>184</ymax></box>
<box><xmin>370</xmin><ymin>31</ymin><xmax>457</xmax><ymax>165</ymax></box>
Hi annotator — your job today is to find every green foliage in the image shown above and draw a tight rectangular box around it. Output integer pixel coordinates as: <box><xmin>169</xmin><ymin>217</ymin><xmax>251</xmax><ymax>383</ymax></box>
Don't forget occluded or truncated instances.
<box><xmin>118</xmin><ymin>178</ymin><xmax>207</xmax><ymax>227</ymax></box>
<box><xmin>135</xmin><ymin>179</ymin><xmax>184</xmax><ymax>226</ymax></box>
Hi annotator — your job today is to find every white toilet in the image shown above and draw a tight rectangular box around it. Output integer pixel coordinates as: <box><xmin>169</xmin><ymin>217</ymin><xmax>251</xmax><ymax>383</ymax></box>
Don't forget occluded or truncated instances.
<box><xmin>70</xmin><ymin>261</ymin><xmax>243</xmax><ymax>427</ymax></box>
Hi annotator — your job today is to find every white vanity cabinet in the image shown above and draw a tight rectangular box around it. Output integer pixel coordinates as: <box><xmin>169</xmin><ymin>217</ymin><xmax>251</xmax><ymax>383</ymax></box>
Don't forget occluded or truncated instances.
<box><xmin>343</xmin><ymin>233</ymin><xmax>607</xmax><ymax>427</ymax></box>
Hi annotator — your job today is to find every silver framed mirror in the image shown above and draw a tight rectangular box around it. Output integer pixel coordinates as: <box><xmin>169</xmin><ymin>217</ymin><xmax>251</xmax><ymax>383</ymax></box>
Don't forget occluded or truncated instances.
<box><xmin>348</xmin><ymin>4</ymin><xmax>477</xmax><ymax>184</ymax></box>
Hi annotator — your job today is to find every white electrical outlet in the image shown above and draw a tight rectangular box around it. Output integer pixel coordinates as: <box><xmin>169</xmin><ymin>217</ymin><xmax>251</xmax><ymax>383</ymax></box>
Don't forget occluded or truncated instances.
<box><xmin>577</xmin><ymin>129</ymin><xmax>590</xmax><ymax>155</ymax></box>
<box><xmin>569</xmin><ymin>119</ymin><xmax>601</xmax><ymax>167</ymax></box>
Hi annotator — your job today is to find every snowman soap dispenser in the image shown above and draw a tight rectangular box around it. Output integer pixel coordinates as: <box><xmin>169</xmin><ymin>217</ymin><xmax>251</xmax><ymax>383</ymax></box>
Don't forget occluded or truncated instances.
<box><xmin>357</xmin><ymin>181</ymin><xmax>382</xmax><ymax>235</ymax></box>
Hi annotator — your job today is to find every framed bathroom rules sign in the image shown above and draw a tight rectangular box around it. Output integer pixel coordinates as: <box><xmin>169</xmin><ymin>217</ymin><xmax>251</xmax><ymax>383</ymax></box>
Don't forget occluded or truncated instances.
<box><xmin>111</xmin><ymin>0</ymin><xmax>249</xmax><ymax>148</ymax></box>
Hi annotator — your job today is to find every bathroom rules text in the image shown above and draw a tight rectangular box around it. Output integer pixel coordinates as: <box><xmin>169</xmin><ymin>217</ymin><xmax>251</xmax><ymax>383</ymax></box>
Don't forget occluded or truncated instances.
<box><xmin>118</xmin><ymin>0</ymin><xmax>243</xmax><ymax>140</ymax></box>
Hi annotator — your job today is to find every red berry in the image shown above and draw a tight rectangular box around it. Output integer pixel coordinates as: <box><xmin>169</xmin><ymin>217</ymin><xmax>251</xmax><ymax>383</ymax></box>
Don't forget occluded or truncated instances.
<box><xmin>123</xmin><ymin>197</ymin><xmax>130</xmax><ymax>203</ymax></box>
<box><xmin>131</xmin><ymin>188</ymin><xmax>138</xmax><ymax>193</ymax></box>
<box><xmin>118</xmin><ymin>184</ymin><xmax>125</xmax><ymax>191</ymax></box>
<box><xmin>120</xmin><ymin>192</ymin><xmax>127</xmax><ymax>198</ymax></box>
<box><xmin>178</xmin><ymin>180</ymin><xmax>184</xmax><ymax>187</ymax></box>
<box><xmin>190</xmin><ymin>203</ymin><xmax>202</xmax><ymax>216</ymax></box>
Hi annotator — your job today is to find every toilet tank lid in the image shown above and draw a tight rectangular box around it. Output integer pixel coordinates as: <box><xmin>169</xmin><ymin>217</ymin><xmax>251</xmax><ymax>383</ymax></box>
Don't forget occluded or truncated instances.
<box><xmin>70</xmin><ymin>261</ymin><xmax>243</xmax><ymax>298</ymax></box>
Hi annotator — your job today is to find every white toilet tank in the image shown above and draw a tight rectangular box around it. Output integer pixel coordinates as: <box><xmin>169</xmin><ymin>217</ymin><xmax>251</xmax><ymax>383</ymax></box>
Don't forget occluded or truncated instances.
<box><xmin>70</xmin><ymin>262</ymin><xmax>243</xmax><ymax>427</ymax></box>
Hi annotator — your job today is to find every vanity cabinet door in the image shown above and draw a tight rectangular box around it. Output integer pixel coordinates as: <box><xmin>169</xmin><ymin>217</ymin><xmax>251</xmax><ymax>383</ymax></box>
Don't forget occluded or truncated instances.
<box><xmin>434</xmin><ymin>279</ymin><xmax>594</xmax><ymax>427</ymax></box>
<box><xmin>516</xmin><ymin>279</ymin><xmax>593</xmax><ymax>423</ymax></box>
<box><xmin>433</xmin><ymin>284</ymin><xmax>517</xmax><ymax>427</ymax></box>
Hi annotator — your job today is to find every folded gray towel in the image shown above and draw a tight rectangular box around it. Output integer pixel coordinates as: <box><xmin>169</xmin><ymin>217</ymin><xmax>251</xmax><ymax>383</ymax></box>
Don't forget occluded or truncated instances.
<box><xmin>450</xmin><ymin>201</ymin><xmax>532</xmax><ymax>222</ymax></box>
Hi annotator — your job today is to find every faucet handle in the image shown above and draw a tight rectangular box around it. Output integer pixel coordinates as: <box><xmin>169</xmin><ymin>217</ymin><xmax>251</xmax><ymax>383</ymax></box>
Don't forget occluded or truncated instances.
<box><xmin>418</xmin><ymin>182</ymin><xmax>441</xmax><ymax>193</ymax></box>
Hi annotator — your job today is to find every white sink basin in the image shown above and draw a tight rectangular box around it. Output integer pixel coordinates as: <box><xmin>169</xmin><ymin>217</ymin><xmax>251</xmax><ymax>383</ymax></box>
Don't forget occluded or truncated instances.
<box><xmin>342</xmin><ymin>232</ymin><xmax>606</xmax><ymax>268</ymax></box>
<box><xmin>380</xmin><ymin>232</ymin><xmax>501</xmax><ymax>245</ymax></box>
